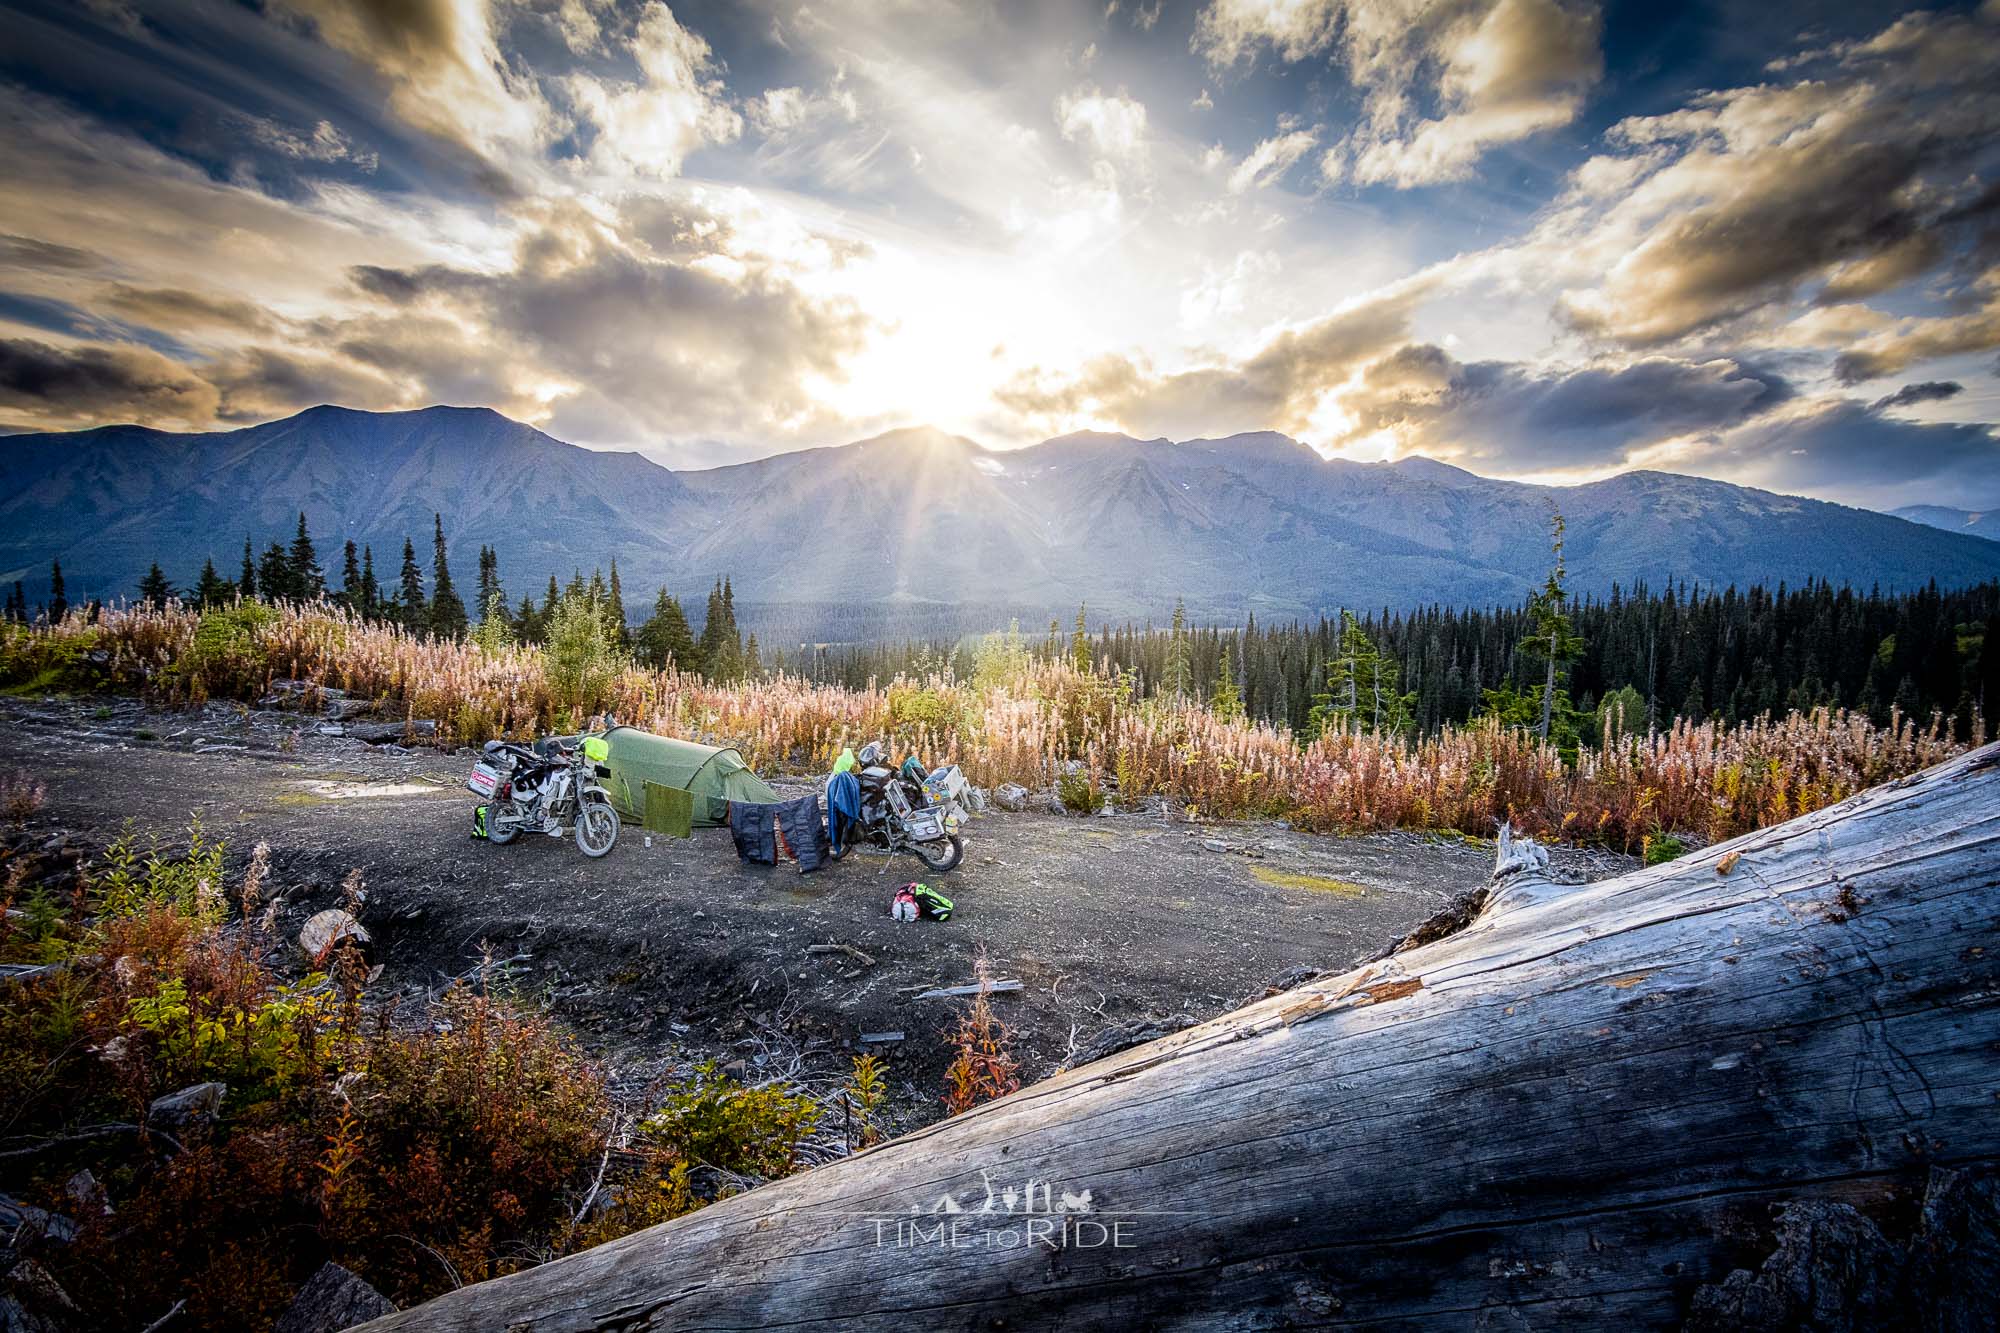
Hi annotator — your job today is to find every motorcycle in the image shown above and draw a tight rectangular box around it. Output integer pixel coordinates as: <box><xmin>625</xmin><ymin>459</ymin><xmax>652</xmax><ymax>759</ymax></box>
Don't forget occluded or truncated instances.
<box><xmin>467</xmin><ymin>735</ymin><xmax>621</xmax><ymax>858</ymax></box>
<box><xmin>829</xmin><ymin>742</ymin><xmax>968</xmax><ymax>873</ymax></box>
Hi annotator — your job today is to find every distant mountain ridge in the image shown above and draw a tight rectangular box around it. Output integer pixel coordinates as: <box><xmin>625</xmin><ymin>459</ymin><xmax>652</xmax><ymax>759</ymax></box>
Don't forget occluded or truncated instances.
<box><xmin>6</xmin><ymin>404</ymin><xmax>2000</xmax><ymax>637</ymax></box>
<box><xmin>1892</xmin><ymin>505</ymin><xmax>2000</xmax><ymax>543</ymax></box>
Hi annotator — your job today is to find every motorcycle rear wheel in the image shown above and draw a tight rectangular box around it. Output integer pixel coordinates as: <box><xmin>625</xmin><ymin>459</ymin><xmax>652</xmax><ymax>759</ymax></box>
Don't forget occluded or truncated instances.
<box><xmin>576</xmin><ymin>800</ymin><xmax>620</xmax><ymax>858</ymax></box>
<box><xmin>914</xmin><ymin>834</ymin><xmax>964</xmax><ymax>873</ymax></box>
<box><xmin>487</xmin><ymin>807</ymin><xmax>520</xmax><ymax>845</ymax></box>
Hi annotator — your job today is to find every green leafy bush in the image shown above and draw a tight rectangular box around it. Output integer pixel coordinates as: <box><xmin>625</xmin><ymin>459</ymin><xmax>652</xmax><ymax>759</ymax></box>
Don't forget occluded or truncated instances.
<box><xmin>1643</xmin><ymin>833</ymin><xmax>1687</xmax><ymax>865</ymax></box>
<box><xmin>1057</xmin><ymin>767</ymin><xmax>1105</xmax><ymax>815</ymax></box>
<box><xmin>170</xmin><ymin>602</ymin><xmax>278</xmax><ymax>699</ymax></box>
<box><xmin>639</xmin><ymin>1060</ymin><xmax>821</xmax><ymax>1178</ymax></box>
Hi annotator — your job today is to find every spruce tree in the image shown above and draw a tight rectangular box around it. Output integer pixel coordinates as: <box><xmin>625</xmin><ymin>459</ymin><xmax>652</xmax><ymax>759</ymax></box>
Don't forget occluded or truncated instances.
<box><xmin>1211</xmin><ymin>642</ymin><xmax>1243</xmax><ymax>721</ymax></box>
<box><xmin>138</xmin><ymin>563</ymin><xmax>173</xmax><ymax>608</ymax></box>
<box><xmin>340</xmin><ymin>541</ymin><xmax>363</xmax><ymax>612</ymax></box>
<box><xmin>288</xmin><ymin>511</ymin><xmax>323</xmax><ymax>599</ymax></box>
<box><xmin>1072</xmin><ymin>604</ymin><xmax>1091</xmax><ymax>673</ymax></box>
<box><xmin>636</xmin><ymin>587</ymin><xmax>699</xmax><ymax>672</ymax></box>
<box><xmin>258</xmin><ymin>542</ymin><xmax>293</xmax><ymax>602</ymax></box>
<box><xmin>48</xmin><ymin>560</ymin><xmax>66</xmax><ymax>623</ymax></box>
<box><xmin>428</xmin><ymin>514</ymin><xmax>468</xmax><ymax>639</ymax></box>
<box><xmin>1163</xmin><ymin>598</ymin><xmax>1191</xmax><ymax>698</ymax></box>
<box><xmin>239</xmin><ymin>538</ymin><xmax>258</xmax><ymax>598</ymax></box>
<box><xmin>360</xmin><ymin>545</ymin><xmax>380</xmax><ymax>617</ymax></box>
<box><xmin>398</xmin><ymin>537</ymin><xmax>426</xmax><ymax>633</ymax></box>
<box><xmin>1310</xmin><ymin>612</ymin><xmax>1413</xmax><ymax>737</ymax></box>
<box><xmin>606</xmin><ymin>559</ymin><xmax>630</xmax><ymax>650</ymax></box>
<box><xmin>195</xmin><ymin>558</ymin><xmax>235</xmax><ymax>607</ymax></box>
<box><xmin>1521</xmin><ymin>509</ymin><xmax>1584</xmax><ymax>742</ymax></box>
<box><xmin>744</xmin><ymin>633</ymin><xmax>762</xmax><ymax>676</ymax></box>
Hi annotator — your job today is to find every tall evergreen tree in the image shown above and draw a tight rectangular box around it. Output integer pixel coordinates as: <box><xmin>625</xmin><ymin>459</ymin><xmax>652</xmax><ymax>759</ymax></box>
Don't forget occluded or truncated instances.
<box><xmin>259</xmin><ymin>542</ymin><xmax>294</xmax><ymax>602</ymax></box>
<box><xmin>1163</xmin><ymin>598</ymin><xmax>1192</xmax><ymax>698</ymax></box>
<box><xmin>288</xmin><ymin>511</ymin><xmax>323</xmax><ymax>599</ymax></box>
<box><xmin>137</xmin><ymin>563</ymin><xmax>173</xmax><ymax>608</ymax></box>
<box><xmin>1211</xmin><ymin>642</ymin><xmax>1243</xmax><ymax>721</ymax></box>
<box><xmin>398</xmin><ymin>537</ymin><xmax>426</xmax><ymax>632</ymax></box>
<box><xmin>636</xmin><ymin>587</ymin><xmax>699</xmax><ymax>671</ymax></box>
<box><xmin>428</xmin><ymin>514</ymin><xmax>468</xmax><ymax>639</ymax></box>
<box><xmin>194</xmin><ymin>558</ymin><xmax>235</xmax><ymax>607</ymax></box>
<box><xmin>239</xmin><ymin>538</ymin><xmax>257</xmax><ymax>598</ymax></box>
<box><xmin>360</xmin><ymin>545</ymin><xmax>380</xmax><ymax>617</ymax></box>
<box><xmin>47</xmin><ymin>560</ymin><xmax>66</xmax><ymax>623</ymax></box>
<box><xmin>1310</xmin><ymin>612</ymin><xmax>1413</xmax><ymax>736</ymax></box>
<box><xmin>1072</xmin><ymin>604</ymin><xmax>1091</xmax><ymax>674</ymax></box>
<box><xmin>1522</xmin><ymin>509</ymin><xmax>1584</xmax><ymax>742</ymax></box>
<box><xmin>605</xmin><ymin>559</ymin><xmax>630</xmax><ymax>650</ymax></box>
<box><xmin>340</xmin><ymin>540</ymin><xmax>363</xmax><ymax>612</ymax></box>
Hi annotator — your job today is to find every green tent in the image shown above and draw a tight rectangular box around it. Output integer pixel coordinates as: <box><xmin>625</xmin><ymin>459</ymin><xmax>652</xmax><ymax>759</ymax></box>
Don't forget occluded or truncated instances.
<box><xmin>590</xmin><ymin>726</ymin><xmax>779</xmax><ymax>831</ymax></box>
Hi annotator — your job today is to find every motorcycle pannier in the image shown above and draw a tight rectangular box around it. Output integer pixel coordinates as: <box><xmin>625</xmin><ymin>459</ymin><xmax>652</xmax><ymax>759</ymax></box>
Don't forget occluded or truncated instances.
<box><xmin>467</xmin><ymin>760</ymin><xmax>505</xmax><ymax>799</ymax></box>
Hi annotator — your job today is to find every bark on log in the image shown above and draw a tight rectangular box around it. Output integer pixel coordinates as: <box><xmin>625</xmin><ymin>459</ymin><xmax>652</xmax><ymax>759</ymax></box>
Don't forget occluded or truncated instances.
<box><xmin>364</xmin><ymin>744</ymin><xmax>2000</xmax><ymax>1331</ymax></box>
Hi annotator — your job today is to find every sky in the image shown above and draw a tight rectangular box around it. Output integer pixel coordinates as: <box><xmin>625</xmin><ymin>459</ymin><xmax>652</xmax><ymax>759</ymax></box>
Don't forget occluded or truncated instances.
<box><xmin>0</xmin><ymin>0</ymin><xmax>1997</xmax><ymax>509</ymax></box>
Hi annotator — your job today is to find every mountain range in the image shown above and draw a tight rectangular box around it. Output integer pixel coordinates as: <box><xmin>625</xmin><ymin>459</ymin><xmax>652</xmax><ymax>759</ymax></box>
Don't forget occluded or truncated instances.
<box><xmin>1891</xmin><ymin>506</ymin><xmax>2000</xmax><ymax>543</ymax></box>
<box><xmin>6</xmin><ymin>404</ymin><xmax>2000</xmax><ymax>640</ymax></box>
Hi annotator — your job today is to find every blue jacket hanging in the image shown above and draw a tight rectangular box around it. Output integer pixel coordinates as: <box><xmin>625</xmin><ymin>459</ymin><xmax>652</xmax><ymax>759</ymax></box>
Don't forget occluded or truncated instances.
<box><xmin>826</xmin><ymin>771</ymin><xmax>862</xmax><ymax>855</ymax></box>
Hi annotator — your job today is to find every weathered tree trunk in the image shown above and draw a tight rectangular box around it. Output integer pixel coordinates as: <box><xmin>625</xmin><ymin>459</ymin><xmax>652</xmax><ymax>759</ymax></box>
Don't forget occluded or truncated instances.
<box><xmin>365</xmin><ymin>746</ymin><xmax>2000</xmax><ymax>1331</ymax></box>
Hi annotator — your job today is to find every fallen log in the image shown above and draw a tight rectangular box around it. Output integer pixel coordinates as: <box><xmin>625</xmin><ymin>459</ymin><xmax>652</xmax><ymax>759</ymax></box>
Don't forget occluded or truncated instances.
<box><xmin>363</xmin><ymin>744</ymin><xmax>2000</xmax><ymax>1331</ymax></box>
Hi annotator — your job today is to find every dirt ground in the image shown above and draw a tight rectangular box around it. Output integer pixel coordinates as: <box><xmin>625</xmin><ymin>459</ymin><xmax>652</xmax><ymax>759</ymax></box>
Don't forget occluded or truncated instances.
<box><xmin>0</xmin><ymin>693</ymin><xmax>1636</xmax><ymax>1128</ymax></box>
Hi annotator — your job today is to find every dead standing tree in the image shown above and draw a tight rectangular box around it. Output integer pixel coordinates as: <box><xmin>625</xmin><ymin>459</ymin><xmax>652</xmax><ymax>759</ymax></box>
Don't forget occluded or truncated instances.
<box><xmin>363</xmin><ymin>745</ymin><xmax>2000</xmax><ymax>1330</ymax></box>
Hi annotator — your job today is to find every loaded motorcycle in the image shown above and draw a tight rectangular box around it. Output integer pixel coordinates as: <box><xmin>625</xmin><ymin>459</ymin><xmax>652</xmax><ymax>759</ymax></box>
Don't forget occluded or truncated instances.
<box><xmin>829</xmin><ymin>742</ymin><xmax>969</xmax><ymax>873</ymax></box>
<box><xmin>467</xmin><ymin>735</ymin><xmax>621</xmax><ymax>858</ymax></box>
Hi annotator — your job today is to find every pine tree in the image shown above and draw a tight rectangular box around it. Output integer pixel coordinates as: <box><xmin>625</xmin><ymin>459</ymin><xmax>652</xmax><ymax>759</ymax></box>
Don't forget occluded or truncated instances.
<box><xmin>428</xmin><ymin>514</ymin><xmax>468</xmax><ymax>639</ymax></box>
<box><xmin>138</xmin><ymin>563</ymin><xmax>173</xmax><ymax>608</ymax></box>
<box><xmin>47</xmin><ymin>560</ymin><xmax>66</xmax><ymax>623</ymax></box>
<box><xmin>1072</xmin><ymin>604</ymin><xmax>1091</xmax><ymax>674</ymax></box>
<box><xmin>514</xmin><ymin>593</ymin><xmax>542</xmax><ymax>644</ymax></box>
<box><xmin>258</xmin><ymin>542</ymin><xmax>293</xmax><ymax>602</ymax></box>
<box><xmin>744</xmin><ymin>632</ymin><xmax>762</xmax><ymax>676</ymax></box>
<box><xmin>239</xmin><ymin>538</ymin><xmax>257</xmax><ymax>598</ymax></box>
<box><xmin>340</xmin><ymin>540</ymin><xmax>363</xmax><ymax>612</ymax></box>
<box><xmin>605</xmin><ymin>559</ymin><xmax>630</xmax><ymax>650</ymax></box>
<box><xmin>1211</xmin><ymin>642</ymin><xmax>1243</xmax><ymax>721</ymax></box>
<box><xmin>195</xmin><ymin>558</ymin><xmax>235</xmax><ymax>607</ymax></box>
<box><xmin>1522</xmin><ymin>509</ymin><xmax>1584</xmax><ymax>742</ymax></box>
<box><xmin>360</xmin><ymin>545</ymin><xmax>380</xmax><ymax>617</ymax></box>
<box><xmin>636</xmin><ymin>587</ymin><xmax>699</xmax><ymax>671</ymax></box>
<box><xmin>698</xmin><ymin>580</ymin><xmax>733</xmax><ymax>681</ymax></box>
<box><xmin>1163</xmin><ymin>598</ymin><xmax>1191</xmax><ymax>698</ymax></box>
<box><xmin>398</xmin><ymin>537</ymin><xmax>426</xmax><ymax>633</ymax></box>
<box><xmin>1310</xmin><ymin>612</ymin><xmax>1413</xmax><ymax>736</ymax></box>
<box><xmin>288</xmin><ymin>511</ymin><xmax>323</xmax><ymax>599</ymax></box>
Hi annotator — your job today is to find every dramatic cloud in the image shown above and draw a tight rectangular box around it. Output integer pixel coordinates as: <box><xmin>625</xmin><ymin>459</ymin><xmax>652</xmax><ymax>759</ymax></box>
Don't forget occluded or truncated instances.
<box><xmin>1194</xmin><ymin>0</ymin><xmax>1603</xmax><ymax>186</ymax></box>
<box><xmin>1546</xmin><ymin>6</ymin><xmax>2000</xmax><ymax>354</ymax></box>
<box><xmin>0</xmin><ymin>336</ymin><xmax>219</xmax><ymax>428</ymax></box>
<box><xmin>1334</xmin><ymin>348</ymin><xmax>1792</xmax><ymax>470</ymax></box>
<box><xmin>0</xmin><ymin>0</ymin><xmax>1995</xmax><ymax>508</ymax></box>
<box><xmin>1690</xmin><ymin>397</ymin><xmax>2000</xmax><ymax>511</ymax></box>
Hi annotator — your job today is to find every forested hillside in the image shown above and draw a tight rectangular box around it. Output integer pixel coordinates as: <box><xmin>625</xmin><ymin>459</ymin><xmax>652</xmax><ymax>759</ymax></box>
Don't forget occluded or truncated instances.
<box><xmin>781</xmin><ymin>579</ymin><xmax>2000</xmax><ymax>743</ymax></box>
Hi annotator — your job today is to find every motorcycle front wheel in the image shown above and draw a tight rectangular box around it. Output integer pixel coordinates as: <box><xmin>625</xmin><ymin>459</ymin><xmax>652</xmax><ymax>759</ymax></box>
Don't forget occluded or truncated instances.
<box><xmin>576</xmin><ymin>800</ymin><xmax>620</xmax><ymax>858</ymax></box>
<box><xmin>914</xmin><ymin>834</ymin><xmax>964</xmax><ymax>873</ymax></box>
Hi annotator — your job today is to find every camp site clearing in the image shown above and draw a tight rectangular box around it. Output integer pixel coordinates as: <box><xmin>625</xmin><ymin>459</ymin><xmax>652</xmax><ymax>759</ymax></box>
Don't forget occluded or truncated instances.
<box><xmin>0</xmin><ymin>692</ymin><xmax>1635</xmax><ymax>1128</ymax></box>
